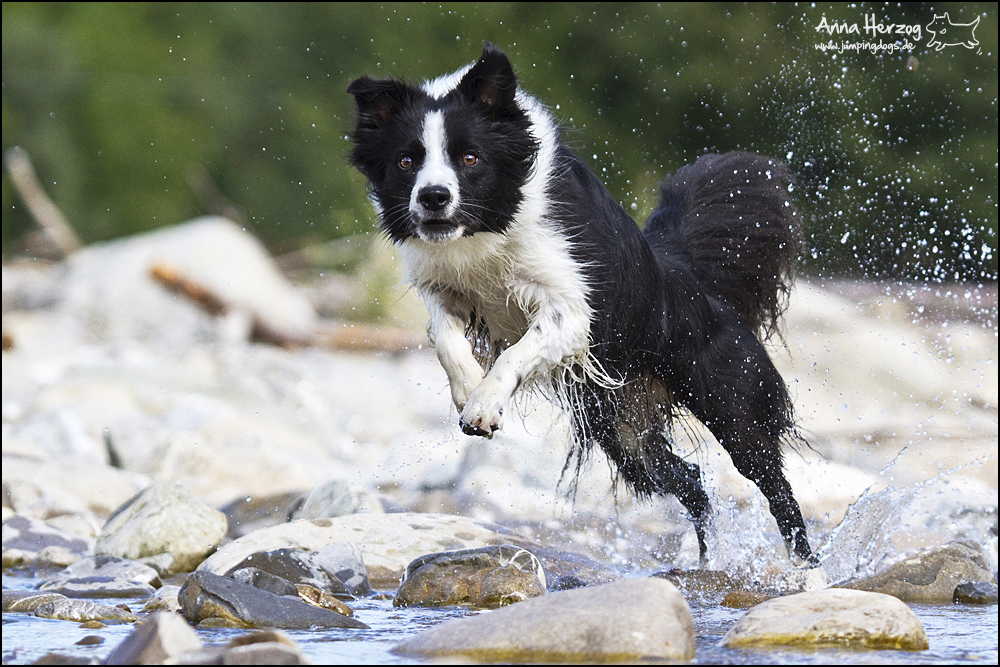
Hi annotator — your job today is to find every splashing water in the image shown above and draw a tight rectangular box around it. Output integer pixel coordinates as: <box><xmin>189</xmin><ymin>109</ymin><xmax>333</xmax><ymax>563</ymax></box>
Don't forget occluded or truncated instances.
<box><xmin>815</xmin><ymin>484</ymin><xmax>917</xmax><ymax>585</ymax></box>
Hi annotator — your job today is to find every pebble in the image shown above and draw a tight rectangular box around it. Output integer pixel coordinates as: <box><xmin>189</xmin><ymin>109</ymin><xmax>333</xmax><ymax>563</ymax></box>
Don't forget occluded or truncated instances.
<box><xmin>842</xmin><ymin>540</ymin><xmax>994</xmax><ymax>603</ymax></box>
<box><xmin>178</xmin><ymin>569</ymin><xmax>369</xmax><ymax>629</ymax></box>
<box><xmin>142</xmin><ymin>584</ymin><xmax>182</xmax><ymax>613</ymax></box>
<box><xmin>395</xmin><ymin>544</ymin><xmax>546</xmax><ymax>608</ymax></box>
<box><xmin>393</xmin><ymin>577</ymin><xmax>695</xmax><ymax>662</ymax></box>
<box><xmin>96</xmin><ymin>481</ymin><xmax>228</xmax><ymax>573</ymax></box>
<box><xmin>719</xmin><ymin>588</ymin><xmax>928</xmax><ymax>650</ymax></box>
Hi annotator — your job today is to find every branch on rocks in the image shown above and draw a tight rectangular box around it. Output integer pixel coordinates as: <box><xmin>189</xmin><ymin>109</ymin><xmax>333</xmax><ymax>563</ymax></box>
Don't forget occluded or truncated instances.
<box><xmin>4</xmin><ymin>146</ymin><xmax>84</xmax><ymax>257</ymax></box>
<box><xmin>312</xmin><ymin>321</ymin><xmax>424</xmax><ymax>353</ymax></box>
<box><xmin>150</xmin><ymin>262</ymin><xmax>423</xmax><ymax>352</ymax></box>
<box><xmin>150</xmin><ymin>261</ymin><xmax>307</xmax><ymax>347</ymax></box>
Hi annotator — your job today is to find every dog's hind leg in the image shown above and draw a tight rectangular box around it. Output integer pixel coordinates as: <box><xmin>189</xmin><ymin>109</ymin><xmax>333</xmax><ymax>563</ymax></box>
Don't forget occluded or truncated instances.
<box><xmin>670</xmin><ymin>330</ymin><xmax>814</xmax><ymax>563</ymax></box>
<box><xmin>574</xmin><ymin>384</ymin><xmax>712</xmax><ymax>564</ymax></box>
<box><xmin>643</xmin><ymin>431</ymin><xmax>712</xmax><ymax>564</ymax></box>
<box><xmin>724</xmin><ymin>442</ymin><xmax>812</xmax><ymax>563</ymax></box>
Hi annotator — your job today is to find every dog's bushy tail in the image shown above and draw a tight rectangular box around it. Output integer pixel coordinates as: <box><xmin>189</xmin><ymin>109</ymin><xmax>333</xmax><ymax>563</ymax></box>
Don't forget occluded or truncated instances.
<box><xmin>644</xmin><ymin>151</ymin><xmax>802</xmax><ymax>339</ymax></box>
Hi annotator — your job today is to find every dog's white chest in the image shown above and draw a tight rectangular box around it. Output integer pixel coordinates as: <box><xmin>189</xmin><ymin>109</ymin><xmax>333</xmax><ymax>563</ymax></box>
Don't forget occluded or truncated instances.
<box><xmin>399</xmin><ymin>221</ymin><xmax>592</xmax><ymax>348</ymax></box>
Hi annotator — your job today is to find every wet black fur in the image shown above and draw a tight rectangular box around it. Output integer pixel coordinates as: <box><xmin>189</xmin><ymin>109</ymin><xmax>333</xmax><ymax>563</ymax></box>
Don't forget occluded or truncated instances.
<box><xmin>348</xmin><ymin>45</ymin><xmax>813</xmax><ymax>563</ymax></box>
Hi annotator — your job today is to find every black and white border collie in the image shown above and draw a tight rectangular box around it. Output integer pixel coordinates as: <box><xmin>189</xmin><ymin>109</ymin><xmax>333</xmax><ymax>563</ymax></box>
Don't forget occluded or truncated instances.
<box><xmin>348</xmin><ymin>44</ymin><xmax>813</xmax><ymax>564</ymax></box>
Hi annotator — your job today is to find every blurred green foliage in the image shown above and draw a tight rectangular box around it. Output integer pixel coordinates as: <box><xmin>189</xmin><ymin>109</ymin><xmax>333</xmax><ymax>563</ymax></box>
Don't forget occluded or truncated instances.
<box><xmin>2</xmin><ymin>2</ymin><xmax>996</xmax><ymax>280</ymax></box>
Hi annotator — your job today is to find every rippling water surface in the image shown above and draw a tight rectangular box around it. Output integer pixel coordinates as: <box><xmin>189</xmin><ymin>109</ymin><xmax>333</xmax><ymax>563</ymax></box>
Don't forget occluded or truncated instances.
<box><xmin>2</xmin><ymin>585</ymin><xmax>996</xmax><ymax>665</ymax></box>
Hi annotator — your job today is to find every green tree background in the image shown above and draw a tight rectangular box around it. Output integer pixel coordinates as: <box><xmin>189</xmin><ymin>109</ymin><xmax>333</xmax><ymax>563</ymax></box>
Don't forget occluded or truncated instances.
<box><xmin>3</xmin><ymin>3</ymin><xmax>996</xmax><ymax>281</ymax></box>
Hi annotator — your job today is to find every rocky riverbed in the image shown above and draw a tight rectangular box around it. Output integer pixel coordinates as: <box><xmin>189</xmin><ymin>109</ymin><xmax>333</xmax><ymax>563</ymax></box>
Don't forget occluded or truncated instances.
<box><xmin>2</xmin><ymin>217</ymin><xmax>997</xmax><ymax>663</ymax></box>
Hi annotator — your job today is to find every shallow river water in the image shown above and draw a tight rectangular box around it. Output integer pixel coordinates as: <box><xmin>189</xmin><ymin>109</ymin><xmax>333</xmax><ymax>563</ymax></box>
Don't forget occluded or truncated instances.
<box><xmin>2</xmin><ymin>584</ymin><xmax>996</xmax><ymax>665</ymax></box>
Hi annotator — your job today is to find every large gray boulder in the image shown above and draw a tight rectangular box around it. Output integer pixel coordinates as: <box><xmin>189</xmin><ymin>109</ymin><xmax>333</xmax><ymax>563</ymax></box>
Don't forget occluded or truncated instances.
<box><xmin>720</xmin><ymin>588</ymin><xmax>928</xmax><ymax>650</ymax></box>
<box><xmin>393</xmin><ymin>577</ymin><xmax>695</xmax><ymax>662</ymax></box>
<box><xmin>96</xmin><ymin>481</ymin><xmax>228</xmax><ymax>573</ymax></box>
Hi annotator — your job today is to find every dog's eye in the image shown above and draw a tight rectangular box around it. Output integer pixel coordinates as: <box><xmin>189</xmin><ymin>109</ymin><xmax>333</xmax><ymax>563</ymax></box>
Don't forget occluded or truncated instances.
<box><xmin>462</xmin><ymin>153</ymin><xmax>479</xmax><ymax>167</ymax></box>
<box><xmin>398</xmin><ymin>156</ymin><xmax>413</xmax><ymax>171</ymax></box>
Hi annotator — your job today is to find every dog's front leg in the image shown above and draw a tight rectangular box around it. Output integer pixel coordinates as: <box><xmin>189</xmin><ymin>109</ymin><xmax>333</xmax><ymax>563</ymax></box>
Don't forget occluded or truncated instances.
<box><xmin>424</xmin><ymin>291</ymin><xmax>485</xmax><ymax>412</ymax></box>
<box><xmin>461</xmin><ymin>295</ymin><xmax>589</xmax><ymax>437</ymax></box>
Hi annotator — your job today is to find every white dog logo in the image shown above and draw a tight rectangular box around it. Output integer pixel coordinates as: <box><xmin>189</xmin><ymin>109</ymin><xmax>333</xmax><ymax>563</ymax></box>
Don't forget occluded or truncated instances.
<box><xmin>926</xmin><ymin>13</ymin><xmax>981</xmax><ymax>51</ymax></box>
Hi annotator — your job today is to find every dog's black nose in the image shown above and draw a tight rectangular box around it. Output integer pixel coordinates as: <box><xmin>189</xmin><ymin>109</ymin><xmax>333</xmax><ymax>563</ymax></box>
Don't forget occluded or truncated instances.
<box><xmin>418</xmin><ymin>186</ymin><xmax>452</xmax><ymax>211</ymax></box>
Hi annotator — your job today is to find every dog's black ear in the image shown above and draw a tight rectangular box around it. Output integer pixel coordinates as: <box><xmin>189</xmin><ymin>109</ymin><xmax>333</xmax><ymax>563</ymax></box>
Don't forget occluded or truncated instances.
<box><xmin>347</xmin><ymin>76</ymin><xmax>410</xmax><ymax>129</ymax></box>
<box><xmin>457</xmin><ymin>43</ymin><xmax>519</xmax><ymax>113</ymax></box>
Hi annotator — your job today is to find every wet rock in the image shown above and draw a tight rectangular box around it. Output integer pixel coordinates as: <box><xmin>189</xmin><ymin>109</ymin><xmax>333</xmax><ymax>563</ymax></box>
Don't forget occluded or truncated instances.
<box><xmin>75</xmin><ymin>635</ymin><xmax>104</xmax><ymax>646</ymax></box>
<box><xmin>171</xmin><ymin>630</ymin><xmax>309</xmax><ymax>666</ymax></box>
<box><xmin>178</xmin><ymin>570</ymin><xmax>369</xmax><ymax>629</ymax></box>
<box><xmin>720</xmin><ymin>588</ymin><xmax>928</xmax><ymax>650</ymax></box>
<box><xmin>33</xmin><ymin>597</ymin><xmax>139</xmax><ymax>623</ymax></box>
<box><xmin>653</xmin><ymin>568</ymin><xmax>764</xmax><ymax>604</ymax></box>
<box><xmin>22</xmin><ymin>651</ymin><xmax>93</xmax><ymax>665</ymax></box>
<box><xmin>953</xmin><ymin>580</ymin><xmax>999</xmax><ymax>604</ymax></box>
<box><xmin>3</xmin><ymin>591</ymin><xmax>68</xmax><ymax>612</ymax></box>
<box><xmin>1</xmin><ymin>515</ymin><xmax>94</xmax><ymax>569</ymax></box>
<box><xmin>230</xmin><ymin>566</ymin><xmax>301</xmax><ymax>597</ymax></box>
<box><xmin>30</xmin><ymin>545</ymin><xmax>86</xmax><ymax>569</ymax></box>
<box><xmin>721</xmin><ymin>591</ymin><xmax>776</xmax><ymax>609</ymax></box>
<box><xmin>221</xmin><ymin>641</ymin><xmax>309</xmax><ymax>665</ymax></box>
<box><xmin>142</xmin><ymin>584</ymin><xmax>182</xmax><ymax>613</ymax></box>
<box><xmin>40</xmin><ymin>555</ymin><xmax>160</xmax><ymax>598</ymax></box>
<box><xmin>842</xmin><ymin>540</ymin><xmax>994</xmax><ymax>603</ymax></box>
<box><xmin>199</xmin><ymin>512</ymin><xmax>532</xmax><ymax>589</ymax></box>
<box><xmin>290</xmin><ymin>478</ymin><xmax>384</xmax><ymax>520</ymax></box>
<box><xmin>223</xmin><ymin>548</ymin><xmax>352</xmax><ymax>598</ymax></box>
<box><xmin>526</xmin><ymin>546</ymin><xmax>620</xmax><ymax>589</ymax></box>
<box><xmin>395</xmin><ymin>545</ymin><xmax>546</xmax><ymax>608</ymax></box>
<box><xmin>40</xmin><ymin>576</ymin><xmax>155</xmax><ymax>599</ymax></box>
<box><xmin>227</xmin><ymin>563</ymin><xmax>355</xmax><ymax>615</ymax></box>
<box><xmin>221</xmin><ymin>490</ymin><xmax>304</xmax><ymax>540</ymax></box>
<box><xmin>294</xmin><ymin>584</ymin><xmax>355</xmax><ymax>617</ymax></box>
<box><xmin>104</xmin><ymin>611</ymin><xmax>203</xmax><ymax>665</ymax></box>
<box><xmin>96</xmin><ymin>481</ymin><xmax>228</xmax><ymax>573</ymax></box>
<box><xmin>548</xmin><ymin>575</ymin><xmax>588</xmax><ymax>591</ymax></box>
<box><xmin>394</xmin><ymin>577</ymin><xmax>695</xmax><ymax>662</ymax></box>
<box><xmin>311</xmin><ymin>540</ymin><xmax>372</xmax><ymax>597</ymax></box>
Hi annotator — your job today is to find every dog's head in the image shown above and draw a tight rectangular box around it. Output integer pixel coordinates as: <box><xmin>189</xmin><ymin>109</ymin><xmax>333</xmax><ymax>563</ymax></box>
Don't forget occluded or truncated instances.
<box><xmin>348</xmin><ymin>44</ymin><xmax>538</xmax><ymax>244</ymax></box>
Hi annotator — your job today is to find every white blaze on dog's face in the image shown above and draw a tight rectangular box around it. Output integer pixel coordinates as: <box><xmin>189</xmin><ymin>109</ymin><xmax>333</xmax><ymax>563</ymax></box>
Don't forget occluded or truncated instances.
<box><xmin>407</xmin><ymin>110</ymin><xmax>463</xmax><ymax>243</ymax></box>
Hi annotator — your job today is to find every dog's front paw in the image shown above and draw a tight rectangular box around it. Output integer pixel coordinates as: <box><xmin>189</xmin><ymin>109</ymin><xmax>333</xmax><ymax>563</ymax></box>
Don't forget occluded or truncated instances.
<box><xmin>459</xmin><ymin>385</ymin><xmax>507</xmax><ymax>438</ymax></box>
